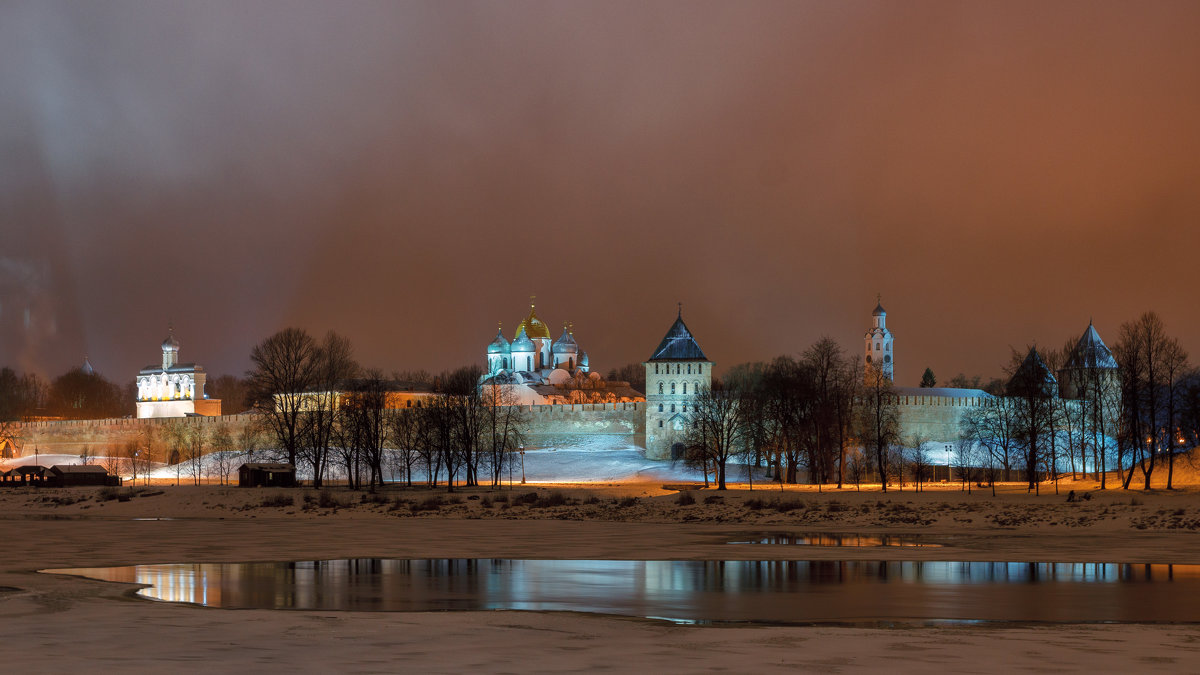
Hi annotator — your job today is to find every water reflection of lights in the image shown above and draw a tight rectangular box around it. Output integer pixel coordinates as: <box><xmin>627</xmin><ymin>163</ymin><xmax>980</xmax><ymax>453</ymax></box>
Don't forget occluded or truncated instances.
<box><xmin>727</xmin><ymin>533</ymin><xmax>939</xmax><ymax>547</ymax></box>
<box><xmin>43</xmin><ymin>560</ymin><xmax>1200</xmax><ymax>623</ymax></box>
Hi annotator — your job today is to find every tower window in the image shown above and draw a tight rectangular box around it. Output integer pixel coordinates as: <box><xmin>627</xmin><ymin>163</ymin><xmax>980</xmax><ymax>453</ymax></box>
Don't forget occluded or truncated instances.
<box><xmin>655</xmin><ymin>364</ymin><xmax>659</xmax><ymax>374</ymax></box>
<box><xmin>671</xmin><ymin>382</ymin><xmax>676</xmax><ymax>394</ymax></box>
<box><xmin>658</xmin><ymin>404</ymin><xmax>664</xmax><ymax>412</ymax></box>
<box><xmin>659</xmin><ymin>420</ymin><xmax>663</xmax><ymax>428</ymax></box>
<box><xmin>687</xmin><ymin>364</ymin><xmax>691</xmax><ymax>374</ymax></box>
<box><xmin>659</xmin><ymin>382</ymin><xmax>664</xmax><ymax>394</ymax></box>
<box><xmin>884</xmin><ymin>354</ymin><xmax>891</xmax><ymax>363</ymax></box>
<box><xmin>866</xmin><ymin>355</ymin><xmax>872</xmax><ymax>364</ymax></box>
<box><xmin>682</xmin><ymin>383</ymin><xmax>687</xmax><ymax>395</ymax></box>
<box><xmin>676</xmin><ymin>365</ymin><xmax>681</xmax><ymax>374</ymax></box>
<box><xmin>671</xmin><ymin>404</ymin><xmax>676</xmax><ymax>413</ymax></box>
<box><xmin>876</xmin><ymin>343</ymin><xmax>880</xmax><ymax>351</ymax></box>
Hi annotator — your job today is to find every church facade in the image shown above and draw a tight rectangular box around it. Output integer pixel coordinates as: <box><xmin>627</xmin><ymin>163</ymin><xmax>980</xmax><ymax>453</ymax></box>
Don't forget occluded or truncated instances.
<box><xmin>135</xmin><ymin>329</ymin><xmax>221</xmax><ymax>419</ymax></box>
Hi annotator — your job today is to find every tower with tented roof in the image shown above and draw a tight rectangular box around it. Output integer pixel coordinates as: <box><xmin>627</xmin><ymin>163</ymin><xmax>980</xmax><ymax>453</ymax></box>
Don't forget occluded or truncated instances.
<box><xmin>643</xmin><ymin>305</ymin><xmax>712</xmax><ymax>460</ymax></box>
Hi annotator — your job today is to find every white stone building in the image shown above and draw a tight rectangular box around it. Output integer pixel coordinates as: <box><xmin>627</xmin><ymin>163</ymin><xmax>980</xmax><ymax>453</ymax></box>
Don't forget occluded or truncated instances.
<box><xmin>864</xmin><ymin>299</ymin><xmax>894</xmax><ymax>383</ymax></box>
<box><xmin>135</xmin><ymin>329</ymin><xmax>221</xmax><ymax>418</ymax></box>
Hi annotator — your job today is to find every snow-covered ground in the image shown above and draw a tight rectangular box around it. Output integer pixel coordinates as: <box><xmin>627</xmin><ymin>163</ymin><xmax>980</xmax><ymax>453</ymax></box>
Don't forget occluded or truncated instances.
<box><xmin>1</xmin><ymin>446</ymin><xmax>711</xmax><ymax>484</ymax></box>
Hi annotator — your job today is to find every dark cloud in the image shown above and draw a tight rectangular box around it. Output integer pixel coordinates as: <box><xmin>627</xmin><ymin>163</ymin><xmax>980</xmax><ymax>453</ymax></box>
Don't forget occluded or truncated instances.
<box><xmin>3</xmin><ymin>1</ymin><xmax>1200</xmax><ymax>384</ymax></box>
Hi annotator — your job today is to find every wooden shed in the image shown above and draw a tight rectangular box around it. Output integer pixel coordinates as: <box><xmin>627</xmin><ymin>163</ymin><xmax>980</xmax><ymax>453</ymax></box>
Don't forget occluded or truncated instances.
<box><xmin>47</xmin><ymin>465</ymin><xmax>121</xmax><ymax>487</ymax></box>
<box><xmin>238</xmin><ymin>462</ymin><xmax>297</xmax><ymax>488</ymax></box>
<box><xmin>1</xmin><ymin>465</ymin><xmax>48</xmax><ymax>486</ymax></box>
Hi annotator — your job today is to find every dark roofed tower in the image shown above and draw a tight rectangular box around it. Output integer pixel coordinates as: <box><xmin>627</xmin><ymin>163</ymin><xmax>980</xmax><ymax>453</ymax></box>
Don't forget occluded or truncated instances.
<box><xmin>1057</xmin><ymin>321</ymin><xmax>1121</xmax><ymax>431</ymax></box>
<box><xmin>643</xmin><ymin>306</ymin><xmax>712</xmax><ymax>460</ymax></box>
<box><xmin>1057</xmin><ymin>321</ymin><xmax>1120</xmax><ymax>399</ymax></box>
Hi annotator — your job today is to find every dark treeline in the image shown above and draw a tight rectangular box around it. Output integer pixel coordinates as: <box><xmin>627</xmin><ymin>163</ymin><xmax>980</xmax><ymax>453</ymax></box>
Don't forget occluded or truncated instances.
<box><xmin>247</xmin><ymin>328</ymin><xmax>527</xmax><ymax>491</ymax></box>
<box><xmin>676</xmin><ymin>338</ymin><xmax>904</xmax><ymax>491</ymax></box>
<box><xmin>0</xmin><ymin>365</ymin><xmax>127</xmax><ymax>421</ymax></box>
<box><xmin>961</xmin><ymin>310</ymin><xmax>1200</xmax><ymax>493</ymax></box>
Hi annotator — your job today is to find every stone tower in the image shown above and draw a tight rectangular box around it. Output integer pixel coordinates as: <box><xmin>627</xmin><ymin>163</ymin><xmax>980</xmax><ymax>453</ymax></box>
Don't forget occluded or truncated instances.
<box><xmin>644</xmin><ymin>307</ymin><xmax>712</xmax><ymax>461</ymax></box>
<box><xmin>1057</xmin><ymin>321</ymin><xmax>1121</xmax><ymax>424</ymax></box>
<box><xmin>864</xmin><ymin>299</ymin><xmax>894</xmax><ymax>383</ymax></box>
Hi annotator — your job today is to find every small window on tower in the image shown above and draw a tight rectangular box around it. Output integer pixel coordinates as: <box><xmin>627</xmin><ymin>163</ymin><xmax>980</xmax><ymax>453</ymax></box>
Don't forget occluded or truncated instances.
<box><xmin>671</xmin><ymin>404</ymin><xmax>676</xmax><ymax>413</ymax></box>
<box><xmin>659</xmin><ymin>382</ymin><xmax>664</xmax><ymax>394</ymax></box>
<box><xmin>876</xmin><ymin>343</ymin><xmax>880</xmax><ymax>350</ymax></box>
<box><xmin>682</xmin><ymin>383</ymin><xmax>687</xmax><ymax>394</ymax></box>
<box><xmin>658</xmin><ymin>404</ymin><xmax>664</xmax><ymax>412</ymax></box>
<box><xmin>659</xmin><ymin>420</ymin><xmax>663</xmax><ymax>428</ymax></box>
<box><xmin>687</xmin><ymin>364</ymin><xmax>691</xmax><ymax>374</ymax></box>
<box><xmin>671</xmin><ymin>382</ymin><xmax>676</xmax><ymax>394</ymax></box>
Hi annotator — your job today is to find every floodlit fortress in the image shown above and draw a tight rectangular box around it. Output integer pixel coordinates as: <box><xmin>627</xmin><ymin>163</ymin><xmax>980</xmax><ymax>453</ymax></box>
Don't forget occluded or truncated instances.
<box><xmin>7</xmin><ymin>301</ymin><xmax>1119</xmax><ymax>476</ymax></box>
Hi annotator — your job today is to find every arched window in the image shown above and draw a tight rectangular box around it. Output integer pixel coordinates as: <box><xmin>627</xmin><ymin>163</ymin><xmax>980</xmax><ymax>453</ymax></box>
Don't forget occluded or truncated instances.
<box><xmin>658</xmin><ymin>420</ymin><xmax>663</xmax><ymax>428</ymax></box>
<box><xmin>658</xmin><ymin>382</ymin><xmax>664</xmax><ymax>394</ymax></box>
<box><xmin>670</xmin><ymin>382</ymin><xmax>676</xmax><ymax>394</ymax></box>
<box><xmin>886</xmin><ymin>343</ymin><xmax>890</xmax><ymax>351</ymax></box>
<box><xmin>569</xmin><ymin>358</ymin><xmax>574</xmax><ymax>369</ymax></box>
<box><xmin>655</xmin><ymin>364</ymin><xmax>659</xmax><ymax>374</ymax></box>
<box><xmin>503</xmin><ymin>357</ymin><xmax>509</xmax><ymax>369</ymax></box>
<box><xmin>866</xmin><ymin>355</ymin><xmax>872</xmax><ymax>364</ymax></box>
<box><xmin>682</xmin><ymin>383</ymin><xmax>687</xmax><ymax>394</ymax></box>
<box><xmin>687</xmin><ymin>364</ymin><xmax>692</xmax><ymax>374</ymax></box>
<box><xmin>697</xmin><ymin>365</ymin><xmax>702</xmax><ymax>374</ymax></box>
<box><xmin>658</xmin><ymin>404</ymin><xmax>664</xmax><ymax>412</ymax></box>
<box><xmin>694</xmin><ymin>381</ymin><xmax>699</xmax><ymax>392</ymax></box>
<box><xmin>875</xmin><ymin>343</ymin><xmax>880</xmax><ymax>351</ymax></box>
<box><xmin>671</xmin><ymin>404</ymin><xmax>676</xmax><ymax>413</ymax></box>
<box><xmin>676</xmin><ymin>364</ymin><xmax>681</xmax><ymax>374</ymax></box>
<box><xmin>527</xmin><ymin>356</ymin><xmax>532</xmax><ymax>370</ymax></box>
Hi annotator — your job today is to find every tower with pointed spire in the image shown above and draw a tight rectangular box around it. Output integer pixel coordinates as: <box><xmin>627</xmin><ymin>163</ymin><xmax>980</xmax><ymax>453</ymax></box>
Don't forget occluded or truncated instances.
<box><xmin>643</xmin><ymin>305</ymin><xmax>713</xmax><ymax>460</ymax></box>
<box><xmin>864</xmin><ymin>297</ymin><xmax>894</xmax><ymax>384</ymax></box>
<box><xmin>1056</xmin><ymin>321</ymin><xmax>1121</xmax><ymax>426</ymax></box>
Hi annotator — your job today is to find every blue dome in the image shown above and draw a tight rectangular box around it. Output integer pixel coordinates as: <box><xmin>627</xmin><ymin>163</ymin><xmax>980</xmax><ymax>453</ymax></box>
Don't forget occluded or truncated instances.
<box><xmin>551</xmin><ymin>326</ymin><xmax>577</xmax><ymax>354</ymax></box>
<box><xmin>510</xmin><ymin>327</ymin><xmax>535</xmax><ymax>352</ymax></box>
<box><xmin>487</xmin><ymin>328</ymin><xmax>510</xmax><ymax>354</ymax></box>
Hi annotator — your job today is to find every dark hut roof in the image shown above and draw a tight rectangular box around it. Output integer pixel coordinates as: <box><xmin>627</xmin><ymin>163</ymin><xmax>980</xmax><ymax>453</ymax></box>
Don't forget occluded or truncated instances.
<box><xmin>648</xmin><ymin>314</ymin><xmax>708</xmax><ymax>362</ymax></box>
<box><xmin>50</xmin><ymin>465</ymin><xmax>109</xmax><ymax>474</ymax></box>
<box><xmin>1006</xmin><ymin>347</ymin><xmax>1059</xmax><ymax>397</ymax></box>
<box><xmin>1065</xmin><ymin>322</ymin><xmax>1119</xmax><ymax>370</ymax></box>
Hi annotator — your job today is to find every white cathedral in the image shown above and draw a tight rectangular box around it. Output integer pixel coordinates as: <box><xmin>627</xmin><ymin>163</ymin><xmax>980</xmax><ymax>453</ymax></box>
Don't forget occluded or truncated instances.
<box><xmin>484</xmin><ymin>300</ymin><xmax>592</xmax><ymax>384</ymax></box>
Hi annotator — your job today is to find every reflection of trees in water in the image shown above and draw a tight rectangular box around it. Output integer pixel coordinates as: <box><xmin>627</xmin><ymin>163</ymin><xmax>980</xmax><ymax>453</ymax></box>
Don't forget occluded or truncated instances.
<box><xmin>52</xmin><ymin>559</ymin><xmax>1200</xmax><ymax>621</ymax></box>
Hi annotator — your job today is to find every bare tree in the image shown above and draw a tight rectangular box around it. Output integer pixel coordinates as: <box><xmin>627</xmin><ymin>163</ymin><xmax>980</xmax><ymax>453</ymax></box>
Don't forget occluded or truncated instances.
<box><xmin>1007</xmin><ymin>347</ymin><xmax>1058</xmax><ymax>494</ymax></box>
<box><xmin>247</xmin><ymin>328</ymin><xmax>319</xmax><ymax>467</ymax></box>
<box><xmin>682</xmin><ymin>380</ymin><xmax>744</xmax><ymax>490</ymax></box>
<box><xmin>300</xmin><ymin>331</ymin><xmax>359</xmax><ymax>488</ymax></box>
<box><xmin>857</xmin><ymin>361</ymin><xmax>900</xmax><ymax>491</ymax></box>
<box><xmin>210</xmin><ymin>421</ymin><xmax>236</xmax><ymax>485</ymax></box>
<box><xmin>1114</xmin><ymin>312</ymin><xmax>1178</xmax><ymax>490</ymax></box>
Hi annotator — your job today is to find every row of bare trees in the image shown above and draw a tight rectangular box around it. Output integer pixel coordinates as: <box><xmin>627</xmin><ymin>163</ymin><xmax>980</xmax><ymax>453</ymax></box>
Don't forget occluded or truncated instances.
<box><xmin>247</xmin><ymin>329</ymin><xmax>529</xmax><ymax>490</ymax></box>
<box><xmin>960</xmin><ymin>311</ymin><xmax>1200</xmax><ymax>492</ymax></box>
<box><xmin>676</xmin><ymin>339</ymin><xmax>902</xmax><ymax>491</ymax></box>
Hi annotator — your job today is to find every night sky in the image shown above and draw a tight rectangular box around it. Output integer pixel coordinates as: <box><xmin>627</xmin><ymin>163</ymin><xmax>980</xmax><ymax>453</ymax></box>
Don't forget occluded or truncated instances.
<box><xmin>3</xmin><ymin>1</ymin><xmax>1200</xmax><ymax>385</ymax></box>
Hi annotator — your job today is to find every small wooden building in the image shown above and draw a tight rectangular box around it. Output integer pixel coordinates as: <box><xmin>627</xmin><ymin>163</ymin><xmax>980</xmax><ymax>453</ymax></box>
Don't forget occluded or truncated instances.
<box><xmin>1</xmin><ymin>465</ymin><xmax>48</xmax><ymax>486</ymax></box>
<box><xmin>238</xmin><ymin>462</ymin><xmax>297</xmax><ymax>488</ymax></box>
<box><xmin>47</xmin><ymin>465</ymin><xmax>121</xmax><ymax>487</ymax></box>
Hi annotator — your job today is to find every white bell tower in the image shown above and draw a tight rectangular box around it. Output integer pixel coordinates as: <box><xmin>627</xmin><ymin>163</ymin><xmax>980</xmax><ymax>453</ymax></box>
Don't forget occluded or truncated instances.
<box><xmin>864</xmin><ymin>296</ymin><xmax>894</xmax><ymax>383</ymax></box>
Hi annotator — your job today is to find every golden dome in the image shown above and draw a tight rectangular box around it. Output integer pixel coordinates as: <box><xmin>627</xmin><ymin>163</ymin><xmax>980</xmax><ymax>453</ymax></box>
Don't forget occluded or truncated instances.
<box><xmin>515</xmin><ymin>303</ymin><xmax>552</xmax><ymax>340</ymax></box>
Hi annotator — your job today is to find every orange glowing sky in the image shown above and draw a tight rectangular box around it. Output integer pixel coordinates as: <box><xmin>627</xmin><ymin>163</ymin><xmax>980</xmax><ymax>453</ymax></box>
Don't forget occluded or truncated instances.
<box><xmin>3</xmin><ymin>1</ymin><xmax>1200</xmax><ymax>384</ymax></box>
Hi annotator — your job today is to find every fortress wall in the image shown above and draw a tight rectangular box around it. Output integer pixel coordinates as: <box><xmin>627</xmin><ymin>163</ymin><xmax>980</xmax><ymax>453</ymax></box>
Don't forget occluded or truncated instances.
<box><xmin>895</xmin><ymin>395</ymin><xmax>988</xmax><ymax>444</ymax></box>
<box><xmin>520</xmin><ymin>402</ymin><xmax>645</xmax><ymax>451</ymax></box>
<box><xmin>10</xmin><ymin>414</ymin><xmax>258</xmax><ymax>458</ymax></box>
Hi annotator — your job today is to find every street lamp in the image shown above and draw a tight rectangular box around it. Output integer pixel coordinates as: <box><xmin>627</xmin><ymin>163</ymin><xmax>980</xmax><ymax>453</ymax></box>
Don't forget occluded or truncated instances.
<box><xmin>945</xmin><ymin>445</ymin><xmax>952</xmax><ymax>483</ymax></box>
<box><xmin>520</xmin><ymin>445</ymin><xmax>526</xmax><ymax>484</ymax></box>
